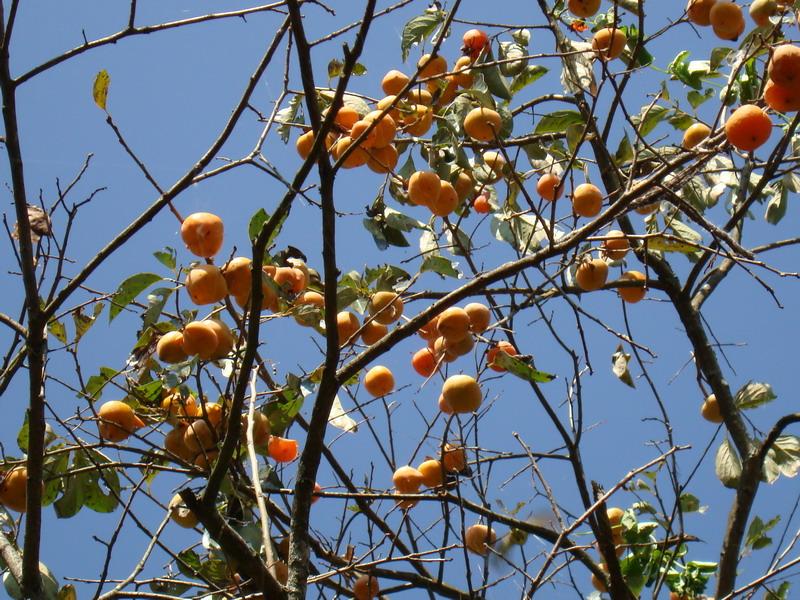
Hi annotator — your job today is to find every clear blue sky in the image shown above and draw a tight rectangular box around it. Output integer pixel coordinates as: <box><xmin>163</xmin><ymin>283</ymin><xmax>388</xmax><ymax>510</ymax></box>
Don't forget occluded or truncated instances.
<box><xmin>1</xmin><ymin>1</ymin><xmax>798</xmax><ymax>598</ymax></box>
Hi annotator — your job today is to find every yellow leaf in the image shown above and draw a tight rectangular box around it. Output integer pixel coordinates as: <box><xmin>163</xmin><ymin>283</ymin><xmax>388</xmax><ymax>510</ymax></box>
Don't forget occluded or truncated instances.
<box><xmin>93</xmin><ymin>69</ymin><xmax>110</xmax><ymax>111</ymax></box>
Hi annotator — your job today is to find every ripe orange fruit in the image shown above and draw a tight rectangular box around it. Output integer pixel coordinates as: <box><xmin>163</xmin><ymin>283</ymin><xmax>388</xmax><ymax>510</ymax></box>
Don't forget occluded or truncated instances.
<box><xmin>295</xmin><ymin>130</ymin><xmax>315</xmax><ymax>160</ymax></box>
<box><xmin>592</xmin><ymin>28</ymin><xmax>627</xmax><ymax>61</ymax></box>
<box><xmin>184</xmin><ymin>419</ymin><xmax>217</xmax><ymax>454</ymax></box>
<box><xmin>336</xmin><ymin>311</ymin><xmax>360</xmax><ymax>346</ymax></box>
<box><xmin>418</xmin><ymin>316</ymin><xmax>439</xmax><ymax>341</ymax></box>
<box><xmin>352</xmin><ymin>111</ymin><xmax>397</xmax><ymax>149</ymax></box>
<box><xmin>0</xmin><ymin>467</ymin><xmax>30</xmax><ymax>512</ymax></box>
<box><xmin>161</xmin><ymin>391</ymin><xmax>199</xmax><ymax>426</ymax></box>
<box><xmin>181</xmin><ymin>212</ymin><xmax>224</xmax><ymax>258</ymax></box>
<box><xmin>164</xmin><ymin>424</ymin><xmax>194</xmax><ymax>462</ymax></box>
<box><xmin>749</xmin><ymin>0</ymin><xmax>778</xmax><ymax>26</ymax></box>
<box><xmin>701</xmin><ymin>393</ymin><xmax>724</xmax><ymax>423</ymax></box>
<box><xmin>607</xmin><ymin>506</ymin><xmax>625</xmax><ymax>527</ymax></box>
<box><xmin>568</xmin><ymin>0</ymin><xmax>601</xmax><ymax>18</ymax></box>
<box><xmin>572</xmin><ymin>183</ymin><xmax>603</xmax><ymax>218</ymax></box>
<box><xmin>417</xmin><ymin>459</ymin><xmax>445</xmax><ymax>488</ymax></box>
<box><xmin>156</xmin><ymin>331</ymin><xmax>188</xmax><ymax>364</ymax></box>
<box><xmin>473</xmin><ymin>195</ymin><xmax>491</xmax><ymax>213</ymax></box>
<box><xmin>330</xmin><ymin>136</ymin><xmax>370</xmax><ymax>168</ymax></box>
<box><xmin>487</xmin><ymin>340</ymin><xmax>518</xmax><ymax>372</ymax></box>
<box><xmin>201</xmin><ymin>402</ymin><xmax>224</xmax><ymax>430</ymax></box>
<box><xmin>462</xmin><ymin>29</ymin><xmax>489</xmax><ymax>60</ymax></box>
<box><xmin>98</xmin><ymin>400</ymin><xmax>145</xmax><ymax>442</ymax></box>
<box><xmin>366</xmin><ymin>144</ymin><xmax>399</xmax><ymax>174</ymax></box>
<box><xmin>764</xmin><ymin>79</ymin><xmax>800</xmax><ymax>112</ymax></box>
<box><xmin>408</xmin><ymin>170</ymin><xmax>442</xmax><ymax>207</ymax></box>
<box><xmin>442</xmin><ymin>444</ymin><xmax>467</xmax><ymax>472</ymax></box>
<box><xmin>392</xmin><ymin>465</ymin><xmax>424</xmax><ymax>493</ymax></box>
<box><xmin>709</xmin><ymin>0</ymin><xmax>745</xmax><ymax>40</ymax></box>
<box><xmin>169</xmin><ymin>493</ymin><xmax>198</xmax><ymax>528</ymax></box>
<box><xmin>618</xmin><ymin>270</ymin><xmax>647</xmax><ymax>303</ymax></box>
<box><xmin>243</xmin><ymin>411</ymin><xmax>271</xmax><ymax>446</ymax></box>
<box><xmin>452</xmin><ymin>56</ymin><xmax>475</xmax><ymax>88</ymax></box>
<box><xmin>368</xmin><ymin>291</ymin><xmax>404</xmax><ymax>325</ymax></box>
<box><xmin>769</xmin><ymin>44</ymin><xmax>800</xmax><ymax>87</ymax></box>
<box><xmin>575</xmin><ymin>258</ymin><xmax>609</xmax><ymax>292</ymax></box>
<box><xmin>221</xmin><ymin>257</ymin><xmax>252</xmax><ymax>298</ymax></box>
<box><xmin>437</xmin><ymin>307</ymin><xmax>471</xmax><ymax>341</ymax></box>
<box><xmin>444</xmin><ymin>333</ymin><xmax>475</xmax><ymax>357</ymax></box>
<box><xmin>411</xmin><ymin>347</ymin><xmax>438</xmax><ymax>377</ymax></box>
<box><xmin>481</xmin><ymin>151</ymin><xmax>506</xmax><ymax>182</ymax></box>
<box><xmin>464</xmin><ymin>302</ymin><xmax>491</xmax><ymax>333</ymax></box>
<box><xmin>591</xmin><ymin>566</ymin><xmax>609</xmax><ymax>593</ymax></box>
<box><xmin>363</xmin><ymin>365</ymin><xmax>395</xmax><ymax>397</ymax></box>
<box><xmin>725</xmin><ymin>104</ymin><xmax>772</xmax><ymax>152</ymax></box>
<box><xmin>353</xmin><ymin>574</ymin><xmax>380</xmax><ymax>600</ymax></box>
<box><xmin>401</xmin><ymin>104</ymin><xmax>433</xmax><ymax>136</ymax></box>
<box><xmin>432</xmin><ymin>336</ymin><xmax>458</xmax><ymax>363</ymax></box>
<box><xmin>360</xmin><ymin>319</ymin><xmax>388</xmax><ymax>345</ymax></box>
<box><xmin>293</xmin><ymin>290</ymin><xmax>324</xmax><ymax>327</ymax></box>
<box><xmin>185</xmin><ymin>264</ymin><xmax>228</xmax><ymax>306</ymax></box>
<box><xmin>635</xmin><ymin>201</ymin><xmax>660</xmax><ymax>215</ymax></box>
<box><xmin>441</xmin><ymin>374</ymin><xmax>482</xmax><ymax>413</ymax></box>
<box><xmin>464</xmin><ymin>107</ymin><xmax>502</xmax><ymax>141</ymax></box>
<box><xmin>182</xmin><ymin>321</ymin><xmax>219</xmax><ymax>360</ymax></box>
<box><xmin>601</xmin><ymin>230</ymin><xmax>630</xmax><ymax>260</ymax></box>
<box><xmin>381</xmin><ymin>69</ymin><xmax>410</xmax><ymax>96</ymax></box>
<box><xmin>326</xmin><ymin>105</ymin><xmax>360</xmax><ymax>131</ymax></box>
<box><xmin>464</xmin><ymin>523</ymin><xmax>497</xmax><ymax>555</ymax></box>
<box><xmin>429</xmin><ymin>181</ymin><xmax>459</xmax><ymax>216</ymax></box>
<box><xmin>205</xmin><ymin>320</ymin><xmax>235</xmax><ymax>359</ymax></box>
<box><xmin>438</xmin><ymin>394</ymin><xmax>454</xmax><ymax>414</ymax></box>
<box><xmin>686</xmin><ymin>0</ymin><xmax>717</xmax><ymax>25</ymax></box>
<box><xmin>537</xmin><ymin>173</ymin><xmax>563</xmax><ymax>202</ymax></box>
<box><xmin>193</xmin><ymin>450</ymin><xmax>219</xmax><ymax>471</ymax></box>
<box><xmin>417</xmin><ymin>54</ymin><xmax>447</xmax><ymax>79</ymax></box>
<box><xmin>406</xmin><ymin>87</ymin><xmax>433</xmax><ymax>106</ymax></box>
<box><xmin>453</xmin><ymin>170</ymin><xmax>474</xmax><ymax>201</ymax></box>
<box><xmin>268</xmin><ymin>436</ymin><xmax>299</xmax><ymax>462</ymax></box>
<box><xmin>682</xmin><ymin>122</ymin><xmax>712</xmax><ymax>148</ymax></box>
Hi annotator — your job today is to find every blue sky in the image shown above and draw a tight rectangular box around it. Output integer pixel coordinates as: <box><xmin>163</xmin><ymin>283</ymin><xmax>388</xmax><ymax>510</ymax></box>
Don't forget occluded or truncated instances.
<box><xmin>1</xmin><ymin>1</ymin><xmax>799</xmax><ymax>598</ymax></box>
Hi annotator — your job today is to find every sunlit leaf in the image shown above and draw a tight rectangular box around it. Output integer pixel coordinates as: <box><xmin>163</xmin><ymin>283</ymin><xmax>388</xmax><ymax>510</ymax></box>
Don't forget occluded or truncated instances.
<box><xmin>715</xmin><ymin>437</ymin><xmax>742</xmax><ymax>489</ymax></box>
<box><xmin>109</xmin><ymin>272</ymin><xmax>162</xmax><ymax>322</ymax></box>
<box><xmin>92</xmin><ymin>69</ymin><xmax>110</xmax><ymax>111</ymax></box>
<box><xmin>328</xmin><ymin>395</ymin><xmax>357</xmax><ymax>432</ymax></box>
<box><xmin>493</xmin><ymin>352</ymin><xmax>555</xmax><ymax>383</ymax></box>
<box><xmin>612</xmin><ymin>345</ymin><xmax>635</xmax><ymax>388</ymax></box>
<box><xmin>400</xmin><ymin>11</ymin><xmax>444</xmax><ymax>62</ymax></box>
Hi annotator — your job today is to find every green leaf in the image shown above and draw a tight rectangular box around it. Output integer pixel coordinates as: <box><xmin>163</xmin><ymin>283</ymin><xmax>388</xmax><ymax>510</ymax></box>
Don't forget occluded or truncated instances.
<box><xmin>264</xmin><ymin>379</ymin><xmax>304</xmax><ymax>435</ymax></box>
<box><xmin>83</xmin><ymin>366</ymin><xmax>119</xmax><ymax>401</ymax></box>
<box><xmin>715</xmin><ymin>437</ymin><xmax>742</xmax><ymax>489</ymax></box>
<box><xmin>153</xmin><ymin>247</ymin><xmax>176</xmax><ymax>270</ymax></box>
<box><xmin>57</xmin><ymin>584</ymin><xmax>77</xmax><ymax>600</ymax></box>
<box><xmin>109</xmin><ymin>272</ymin><xmax>162</xmax><ymax>322</ymax></box>
<box><xmin>611</xmin><ymin>344</ymin><xmax>635</xmax><ymax>388</ymax></box>
<box><xmin>276</xmin><ymin>94</ymin><xmax>304</xmax><ymax>144</ymax></box>
<box><xmin>72</xmin><ymin>303</ymin><xmax>104</xmax><ymax>343</ymax></box>
<box><xmin>364</xmin><ymin>264</ymin><xmax>411</xmax><ymax>291</ymax></box>
<box><xmin>477</xmin><ymin>48</ymin><xmax>512</xmax><ymax>101</ymax></box>
<box><xmin>687</xmin><ymin>88</ymin><xmax>714</xmax><ymax>109</ymax></box>
<box><xmin>763</xmin><ymin>435</ymin><xmax>800</xmax><ymax>483</ymax></box>
<box><xmin>615</xmin><ymin>135</ymin><xmax>633</xmax><ymax>165</ymax></box>
<box><xmin>249</xmin><ymin>207</ymin><xmax>269</xmax><ymax>242</ymax></box>
<box><xmin>400</xmin><ymin>11</ymin><xmax>444</xmax><ymax>62</ymax></box>
<box><xmin>176</xmin><ymin>549</ymin><xmax>203</xmax><ymax>579</ymax></box>
<box><xmin>745</xmin><ymin>515</ymin><xmax>780</xmax><ymax>551</ymax></box>
<box><xmin>142</xmin><ymin>287</ymin><xmax>173</xmax><ymax>330</ymax></box>
<box><xmin>493</xmin><ymin>352</ymin><xmax>555</xmax><ymax>383</ymax></box>
<box><xmin>633</xmin><ymin>105</ymin><xmax>668</xmax><ymax>137</ymax></box>
<box><xmin>735</xmin><ymin>381</ymin><xmax>776</xmax><ymax>410</ymax></box>
<box><xmin>47</xmin><ymin>319</ymin><xmax>68</xmax><ymax>344</ymax></box>
<box><xmin>81</xmin><ymin>449</ymin><xmax>120</xmax><ymax>513</ymax></box>
<box><xmin>327</xmin><ymin>58</ymin><xmax>344</xmax><ymax>79</ymax></box>
<box><xmin>765</xmin><ymin>184</ymin><xmax>788</xmax><ymax>224</ymax></box>
<box><xmin>679</xmin><ymin>492</ymin><xmax>703</xmax><ymax>513</ymax></box>
<box><xmin>764</xmin><ymin>582</ymin><xmax>791</xmax><ymax>600</ymax></box>
<box><xmin>710</xmin><ymin>47</ymin><xmax>733</xmax><ymax>71</ymax></box>
<box><xmin>510</xmin><ymin>65</ymin><xmax>548</xmax><ymax>95</ymax></box>
<box><xmin>421</xmin><ymin>255</ymin><xmax>461</xmax><ymax>279</ymax></box>
<box><xmin>534</xmin><ymin>110</ymin><xmax>584</xmax><ymax>135</ymax></box>
<box><xmin>17</xmin><ymin>411</ymin><xmax>29</xmax><ymax>453</ymax></box>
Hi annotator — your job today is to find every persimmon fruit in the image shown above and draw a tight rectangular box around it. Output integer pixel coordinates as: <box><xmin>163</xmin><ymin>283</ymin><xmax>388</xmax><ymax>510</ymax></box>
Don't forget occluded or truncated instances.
<box><xmin>441</xmin><ymin>374</ymin><xmax>482</xmax><ymax>413</ymax></box>
<box><xmin>98</xmin><ymin>400</ymin><xmax>145</xmax><ymax>442</ymax></box>
<box><xmin>185</xmin><ymin>264</ymin><xmax>228</xmax><ymax>306</ymax></box>
<box><xmin>572</xmin><ymin>183</ymin><xmax>603</xmax><ymax>218</ymax></box>
<box><xmin>268</xmin><ymin>436</ymin><xmax>299</xmax><ymax>463</ymax></box>
<box><xmin>537</xmin><ymin>173</ymin><xmax>563</xmax><ymax>202</ymax></box>
<box><xmin>156</xmin><ymin>331</ymin><xmax>188</xmax><ymax>364</ymax></box>
<box><xmin>408</xmin><ymin>170</ymin><xmax>442</xmax><ymax>207</ymax></box>
<box><xmin>682</xmin><ymin>122</ymin><xmax>712</xmax><ymax>148</ymax></box>
<box><xmin>181</xmin><ymin>212</ymin><xmax>223</xmax><ymax>258</ymax></box>
<box><xmin>363</xmin><ymin>365</ymin><xmax>395</xmax><ymax>397</ymax></box>
<box><xmin>618</xmin><ymin>270</ymin><xmax>647</xmax><ymax>303</ymax></box>
<box><xmin>725</xmin><ymin>104</ymin><xmax>771</xmax><ymax>152</ymax></box>
<box><xmin>701</xmin><ymin>393</ymin><xmax>724</xmax><ymax>423</ymax></box>
<box><xmin>463</xmin><ymin>107</ymin><xmax>501</xmax><ymax>141</ymax></box>
<box><xmin>592</xmin><ymin>28</ymin><xmax>627</xmax><ymax>61</ymax></box>
<box><xmin>464</xmin><ymin>523</ymin><xmax>497</xmax><ymax>555</ymax></box>
<box><xmin>575</xmin><ymin>258</ymin><xmax>609</xmax><ymax>292</ymax></box>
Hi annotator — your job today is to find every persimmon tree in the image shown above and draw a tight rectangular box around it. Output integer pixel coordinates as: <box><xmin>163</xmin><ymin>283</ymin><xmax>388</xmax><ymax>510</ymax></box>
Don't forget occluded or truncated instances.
<box><xmin>2</xmin><ymin>1</ymin><xmax>800</xmax><ymax>599</ymax></box>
